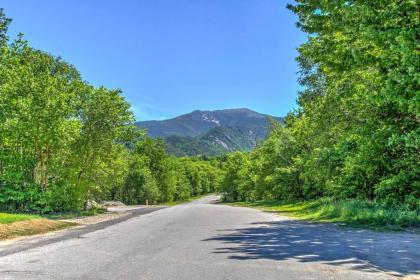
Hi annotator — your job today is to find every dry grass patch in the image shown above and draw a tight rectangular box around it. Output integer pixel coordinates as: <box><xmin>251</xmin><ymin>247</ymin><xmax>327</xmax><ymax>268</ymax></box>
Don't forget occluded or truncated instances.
<box><xmin>0</xmin><ymin>219</ymin><xmax>75</xmax><ymax>240</ymax></box>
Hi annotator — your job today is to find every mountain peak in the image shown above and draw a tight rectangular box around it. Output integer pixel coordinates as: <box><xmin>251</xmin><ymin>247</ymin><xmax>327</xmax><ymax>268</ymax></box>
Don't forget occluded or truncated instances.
<box><xmin>189</xmin><ymin>108</ymin><xmax>253</xmax><ymax>115</ymax></box>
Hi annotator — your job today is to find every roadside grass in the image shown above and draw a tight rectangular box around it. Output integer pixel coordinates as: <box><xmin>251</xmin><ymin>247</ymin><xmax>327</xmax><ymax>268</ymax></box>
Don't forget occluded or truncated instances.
<box><xmin>161</xmin><ymin>193</ymin><xmax>214</xmax><ymax>206</ymax></box>
<box><xmin>227</xmin><ymin>198</ymin><xmax>420</xmax><ymax>231</ymax></box>
<box><xmin>0</xmin><ymin>213</ymin><xmax>40</xmax><ymax>224</ymax></box>
<box><xmin>0</xmin><ymin>216</ymin><xmax>75</xmax><ymax>240</ymax></box>
<box><xmin>0</xmin><ymin>212</ymin><xmax>80</xmax><ymax>241</ymax></box>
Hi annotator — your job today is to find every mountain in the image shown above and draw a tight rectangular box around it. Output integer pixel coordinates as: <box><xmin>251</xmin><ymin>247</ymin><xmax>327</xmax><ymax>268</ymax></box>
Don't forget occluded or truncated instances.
<box><xmin>136</xmin><ymin>108</ymin><xmax>283</xmax><ymax>156</ymax></box>
<box><xmin>164</xmin><ymin>126</ymin><xmax>261</xmax><ymax>156</ymax></box>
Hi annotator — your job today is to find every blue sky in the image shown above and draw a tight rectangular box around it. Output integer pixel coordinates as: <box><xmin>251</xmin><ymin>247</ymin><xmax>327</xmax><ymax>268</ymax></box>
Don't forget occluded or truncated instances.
<box><xmin>1</xmin><ymin>0</ymin><xmax>305</xmax><ymax>121</ymax></box>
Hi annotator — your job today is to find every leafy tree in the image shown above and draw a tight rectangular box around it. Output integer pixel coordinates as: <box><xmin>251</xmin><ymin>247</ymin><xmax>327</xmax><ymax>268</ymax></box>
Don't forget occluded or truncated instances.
<box><xmin>0</xmin><ymin>9</ymin><xmax>224</xmax><ymax>212</ymax></box>
<box><xmin>0</xmin><ymin>37</ymin><xmax>83</xmax><ymax>211</ymax></box>
<box><xmin>287</xmin><ymin>0</ymin><xmax>419</xmax><ymax>206</ymax></box>
<box><xmin>219</xmin><ymin>1</ymin><xmax>419</xmax><ymax>211</ymax></box>
<box><xmin>122</xmin><ymin>154</ymin><xmax>159</xmax><ymax>205</ymax></box>
<box><xmin>70</xmin><ymin>85</ymin><xmax>133</xmax><ymax>209</ymax></box>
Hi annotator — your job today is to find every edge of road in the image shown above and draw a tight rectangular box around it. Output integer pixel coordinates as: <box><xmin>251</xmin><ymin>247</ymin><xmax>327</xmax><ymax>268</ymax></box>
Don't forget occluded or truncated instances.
<box><xmin>0</xmin><ymin>206</ymin><xmax>166</xmax><ymax>257</ymax></box>
<box><xmin>0</xmin><ymin>194</ymin><xmax>220</xmax><ymax>257</ymax></box>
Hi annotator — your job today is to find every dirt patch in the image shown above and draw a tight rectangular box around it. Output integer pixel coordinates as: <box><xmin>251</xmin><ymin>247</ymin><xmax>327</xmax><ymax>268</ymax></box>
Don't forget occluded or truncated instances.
<box><xmin>0</xmin><ymin>219</ymin><xmax>75</xmax><ymax>240</ymax></box>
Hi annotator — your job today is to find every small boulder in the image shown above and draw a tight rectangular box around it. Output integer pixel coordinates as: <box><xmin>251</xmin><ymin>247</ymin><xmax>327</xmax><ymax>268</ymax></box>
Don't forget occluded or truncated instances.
<box><xmin>85</xmin><ymin>200</ymin><xmax>104</xmax><ymax>210</ymax></box>
<box><xmin>101</xmin><ymin>201</ymin><xmax>126</xmax><ymax>207</ymax></box>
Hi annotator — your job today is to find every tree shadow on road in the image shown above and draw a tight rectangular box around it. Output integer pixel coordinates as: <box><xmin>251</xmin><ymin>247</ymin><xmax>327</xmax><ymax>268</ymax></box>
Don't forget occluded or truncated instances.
<box><xmin>203</xmin><ymin>220</ymin><xmax>420</xmax><ymax>276</ymax></box>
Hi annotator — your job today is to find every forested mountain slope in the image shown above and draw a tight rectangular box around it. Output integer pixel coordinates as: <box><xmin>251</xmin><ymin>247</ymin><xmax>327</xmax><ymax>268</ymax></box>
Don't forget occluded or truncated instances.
<box><xmin>136</xmin><ymin>108</ymin><xmax>283</xmax><ymax>156</ymax></box>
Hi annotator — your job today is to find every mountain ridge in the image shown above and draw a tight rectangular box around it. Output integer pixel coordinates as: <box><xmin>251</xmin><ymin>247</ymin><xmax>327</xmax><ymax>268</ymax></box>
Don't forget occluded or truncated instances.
<box><xmin>136</xmin><ymin>108</ymin><xmax>283</xmax><ymax>156</ymax></box>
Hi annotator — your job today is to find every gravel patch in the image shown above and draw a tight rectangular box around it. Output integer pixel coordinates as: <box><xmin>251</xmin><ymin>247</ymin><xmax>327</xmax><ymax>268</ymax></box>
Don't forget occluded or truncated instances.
<box><xmin>59</xmin><ymin>212</ymin><xmax>130</xmax><ymax>225</ymax></box>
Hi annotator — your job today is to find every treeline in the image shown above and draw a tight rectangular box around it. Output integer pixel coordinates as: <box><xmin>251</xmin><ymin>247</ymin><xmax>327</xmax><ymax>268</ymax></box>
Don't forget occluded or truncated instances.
<box><xmin>0</xmin><ymin>10</ymin><xmax>221</xmax><ymax>212</ymax></box>
<box><xmin>221</xmin><ymin>1</ymin><xmax>419</xmax><ymax>210</ymax></box>
<box><xmin>120</xmin><ymin>137</ymin><xmax>222</xmax><ymax>205</ymax></box>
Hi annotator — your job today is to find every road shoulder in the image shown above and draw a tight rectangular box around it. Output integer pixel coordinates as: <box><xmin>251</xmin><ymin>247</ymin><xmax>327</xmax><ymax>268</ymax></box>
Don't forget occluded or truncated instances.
<box><xmin>0</xmin><ymin>206</ymin><xmax>166</xmax><ymax>257</ymax></box>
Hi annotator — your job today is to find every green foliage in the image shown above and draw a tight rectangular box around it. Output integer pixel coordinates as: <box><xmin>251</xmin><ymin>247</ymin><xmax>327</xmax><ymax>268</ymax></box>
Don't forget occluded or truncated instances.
<box><xmin>119</xmin><ymin>135</ymin><xmax>222</xmax><ymax>205</ymax></box>
<box><xmin>220</xmin><ymin>152</ymin><xmax>254</xmax><ymax>201</ymax></box>
<box><xmin>2</xmin><ymin>0</ymin><xmax>417</xmax><ymax>220</ymax></box>
<box><xmin>286</xmin><ymin>0</ymin><xmax>419</xmax><ymax>206</ymax></box>
<box><xmin>0</xmin><ymin>35</ymin><xmax>90</xmax><ymax>212</ymax></box>
<box><xmin>165</xmin><ymin>126</ymin><xmax>262</xmax><ymax>157</ymax></box>
<box><xmin>228</xmin><ymin>198</ymin><xmax>419</xmax><ymax>230</ymax></box>
<box><xmin>122</xmin><ymin>159</ymin><xmax>160</xmax><ymax>205</ymax></box>
<box><xmin>220</xmin><ymin>1</ymin><xmax>419</xmax><ymax>216</ymax></box>
<box><xmin>0</xmin><ymin>12</ymin><xmax>224</xmax><ymax>213</ymax></box>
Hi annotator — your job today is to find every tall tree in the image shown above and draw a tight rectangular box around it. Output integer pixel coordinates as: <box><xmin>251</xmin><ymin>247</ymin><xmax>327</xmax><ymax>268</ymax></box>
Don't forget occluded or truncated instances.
<box><xmin>287</xmin><ymin>0</ymin><xmax>419</xmax><ymax>205</ymax></box>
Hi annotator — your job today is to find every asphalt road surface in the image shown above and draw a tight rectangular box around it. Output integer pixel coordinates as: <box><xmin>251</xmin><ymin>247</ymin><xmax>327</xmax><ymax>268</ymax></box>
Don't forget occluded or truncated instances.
<box><xmin>1</xmin><ymin>195</ymin><xmax>419</xmax><ymax>280</ymax></box>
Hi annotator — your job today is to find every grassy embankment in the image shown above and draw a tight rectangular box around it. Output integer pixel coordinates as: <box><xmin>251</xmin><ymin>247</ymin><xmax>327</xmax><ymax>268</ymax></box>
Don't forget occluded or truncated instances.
<box><xmin>0</xmin><ymin>213</ymin><xmax>76</xmax><ymax>240</ymax></box>
<box><xmin>227</xmin><ymin>198</ymin><xmax>419</xmax><ymax>231</ymax></box>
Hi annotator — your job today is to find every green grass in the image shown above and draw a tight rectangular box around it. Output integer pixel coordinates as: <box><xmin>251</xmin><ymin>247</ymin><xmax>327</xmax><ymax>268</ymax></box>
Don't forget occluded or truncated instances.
<box><xmin>0</xmin><ymin>212</ymin><xmax>78</xmax><ymax>240</ymax></box>
<box><xmin>0</xmin><ymin>213</ymin><xmax>40</xmax><ymax>224</ymax></box>
<box><xmin>227</xmin><ymin>198</ymin><xmax>420</xmax><ymax>231</ymax></box>
<box><xmin>161</xmin><ymin>193</ymin><xmax>214</xmax><ymax>206</ymax></box>
<box><xmin>0</xmin><ymin>208</ymin><xmax>107</xmax><ymax>240</ymax></box>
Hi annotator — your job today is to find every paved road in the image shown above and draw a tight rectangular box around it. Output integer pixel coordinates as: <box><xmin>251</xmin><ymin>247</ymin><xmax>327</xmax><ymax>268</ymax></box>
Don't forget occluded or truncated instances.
<box><xmin>0</xmin><ymin>195</ymin><xmax>419</xmax><ymax>280</ymax></box>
